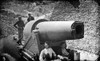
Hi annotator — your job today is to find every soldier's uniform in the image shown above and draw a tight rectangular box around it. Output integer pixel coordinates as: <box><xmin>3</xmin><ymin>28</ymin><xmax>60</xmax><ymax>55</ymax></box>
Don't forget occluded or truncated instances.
<box><xmin>39</xmin><ymin>42</ymin><xmax>57</xmax><ymax>61</ymax></box>
<box><xmin>58</xmin><ymin>43</ymin><xmax>70</xmax><ymax>61</ymax></box>
<box><xmin>39</xmin><ymin>48</ymin><xmax>56</xmax><ymax>61</ymax></box>
<box><xmin>14</xmin><ymin>17</ymin><xmax>25</xmax><ymax>44</ymax></box>
<box><xmin>27</xmin><ymin>14</ymin><xmax>34</xmax><ymax>22</ymax></box>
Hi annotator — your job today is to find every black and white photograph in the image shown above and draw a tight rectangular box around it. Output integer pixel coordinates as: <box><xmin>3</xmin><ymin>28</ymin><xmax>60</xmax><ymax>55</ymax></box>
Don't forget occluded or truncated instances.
<box><xmin>0</xmin><ymin>0</ymin><xmax>100</xmax><ymax>61</ymax></box>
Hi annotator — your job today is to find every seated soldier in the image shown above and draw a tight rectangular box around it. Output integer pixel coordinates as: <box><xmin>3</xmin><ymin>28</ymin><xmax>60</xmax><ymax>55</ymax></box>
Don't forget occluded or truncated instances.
<box><xmin>39</xmin><ymin>42</ymin><xmax>58</xmax><ymax>61</ymax></box>
<box><xmin>58</xmin><ymin>42</ymin><xmax>70</xmax><ymax>61</ymax></box>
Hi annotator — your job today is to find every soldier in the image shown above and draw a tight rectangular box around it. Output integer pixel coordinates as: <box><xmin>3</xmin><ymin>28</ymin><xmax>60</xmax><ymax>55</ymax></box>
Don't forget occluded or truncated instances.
<box><xmin>57</xmin><ymin>42</ymin><xmax>70</xmax><ymax>61</ymax></box>
<box><xmin>61</xmin><ymin>42</ymin><xmax>69</xmax><ymax>57</ymax></box>
<box><xmin>27</xmin><ymin>13</ymin><xmax>34</xmax><ymax>22</ymax></box>
<box><xmin>39</xmin><ymin>42</ymin><xmax>57</xmax><ymax>61</ymax></box>
<box><xmin>14</xmin><ymin>16</ymin><xmax>25</xmax><ymax>44</ymax></box>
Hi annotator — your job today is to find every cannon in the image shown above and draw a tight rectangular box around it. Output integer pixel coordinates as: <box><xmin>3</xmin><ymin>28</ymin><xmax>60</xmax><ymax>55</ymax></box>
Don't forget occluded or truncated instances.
<box><xmin>0</xmin><ymin>18</ymin><xmax>84</xmax><ymax>61</ymax></box>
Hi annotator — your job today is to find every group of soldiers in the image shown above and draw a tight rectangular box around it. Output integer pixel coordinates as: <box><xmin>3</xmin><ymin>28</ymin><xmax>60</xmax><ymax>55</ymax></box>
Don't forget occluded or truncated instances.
<box><xmin>39</xmin><ymin>41</ymin><xmax>71</xmax><ymax>61</ymax></box>
<box><xmin>14</xmin><ymin>13</ymin><xmax>34</xmax><ymax>44</ymax></box>
<box><xmin>14</xmin><ymin>14</ymin><xmax>71</xmax><ymax>61</ymax></box>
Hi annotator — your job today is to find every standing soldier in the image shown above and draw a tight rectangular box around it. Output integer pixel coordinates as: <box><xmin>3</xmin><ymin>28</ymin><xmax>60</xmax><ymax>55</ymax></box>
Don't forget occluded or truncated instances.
<box><xmin>27</xmin><ymin>13</ymin><xmax>34</xmax><ymax>22</ymax></box>
<box><xmin>14</xmin><ymin>17</ymin><xmax>25</xmax><ymax>44</ymax></box>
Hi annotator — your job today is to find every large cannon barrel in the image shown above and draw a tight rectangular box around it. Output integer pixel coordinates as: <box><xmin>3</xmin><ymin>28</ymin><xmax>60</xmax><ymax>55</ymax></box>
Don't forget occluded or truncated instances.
<box><xmin>36</xmin><ymin>21</ymin><xmax>84</xmax><ymax>42</ymax></box>
<box><xmin>23</xmin><ymin>19</ymin><xmax>84</xmax><ymax>43</ymax></box>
